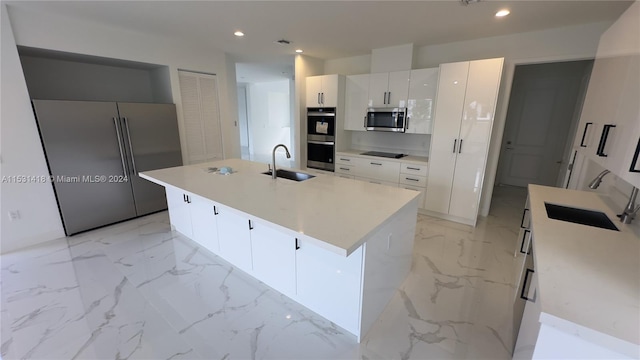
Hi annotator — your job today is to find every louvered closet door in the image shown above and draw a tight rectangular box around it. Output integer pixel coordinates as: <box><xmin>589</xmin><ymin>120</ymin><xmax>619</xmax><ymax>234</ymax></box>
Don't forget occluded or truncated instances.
<box><xmin>178</xmin><ymin>70</ymin><xmax>224</xmax><ymax>164</ymax></box>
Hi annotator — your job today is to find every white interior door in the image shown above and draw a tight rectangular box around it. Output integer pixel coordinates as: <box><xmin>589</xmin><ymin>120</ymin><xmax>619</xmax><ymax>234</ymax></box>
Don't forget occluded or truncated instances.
<box><xmin>498</xmin><ymin>61</ymin><xmax>592</xmax><ymax>187</ymax></box>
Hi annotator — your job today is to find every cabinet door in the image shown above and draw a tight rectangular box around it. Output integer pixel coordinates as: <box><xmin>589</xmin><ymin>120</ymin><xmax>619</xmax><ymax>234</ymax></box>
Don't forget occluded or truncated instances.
<box><xmin>406</xmin><ymin>68</ymin><xmax>439</xmax><ymax>134</ymax></box>
<box><xmin>216</xmin><ymin>207</ymin><xmax>253</xmax><ymax>274</ymax></box>
<box><xmin>306</xmin><ymin>76</ymin><xmax>323</xmax><ymax>106</ymax></box>
<box><xmin>386</xmin><ymin>70</ymin><xmax>411</xmax><ymax>108</ymax></box>
<box><xmin>344</xmin><ymin>74</ymin><xmax>369</xmax><ymax>131</ymax></box>
<box><xmin>513</xmin><ymin>264</ymin><xmax>539</xmax><ymax>360</ymax></box>
<box><xmin>425</xmin><ymin>61</ymin><xmax>469</xmax><ymax>214</ymax></box>
<box><xmin>449</xmin><ymin>58</ymin><xmax>503</xmax><ymax>221</ymax></box>
<box><xmin>296</xmin><ymin>239</ymin><xmax>363</xmax><ymax>335</ymax></box>
<box><xmin>368</xmin><ymin>73</ymin><xmax>390</xmax><ymax>107</ymax></box>
<box><xmin>250</xmin><ymin>221</ymin><xmax>296</xmax><ymax>297</ymax></box>
<box><xmin>320</xmin><ymin>74</ymin><xmax>339</xmax><ymax>107</ymax></box>
<box><xmin>165</xmin><ymin>187</ymin><xmax>193</xmax><ymax>238</ymax></box>
<box><xmin>190</xmin><ymin>195</ymin><xmax>220</xmax><ymax>255</ymax></box>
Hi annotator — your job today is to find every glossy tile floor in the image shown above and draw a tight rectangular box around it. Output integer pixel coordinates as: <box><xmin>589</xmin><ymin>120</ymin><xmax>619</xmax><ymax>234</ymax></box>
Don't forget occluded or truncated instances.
<box><xmin>1</xmin><ymin>186</ymin><xmax>526</xmax><ymax>359</ymax></box>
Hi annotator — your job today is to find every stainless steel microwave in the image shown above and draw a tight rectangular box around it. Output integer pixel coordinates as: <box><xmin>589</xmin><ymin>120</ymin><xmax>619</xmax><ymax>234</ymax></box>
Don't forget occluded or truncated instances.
<box><xmin>365</xmin><ymin>107</ymin><xmax>407</xmax><ymax>132</ymax></box>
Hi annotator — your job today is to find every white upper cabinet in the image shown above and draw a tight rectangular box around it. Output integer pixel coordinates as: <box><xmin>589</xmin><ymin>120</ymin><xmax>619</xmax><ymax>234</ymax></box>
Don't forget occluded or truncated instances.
<box><xmin>368</xmin><ymin>71</ymin><xmax>410</xmax><ymax>108</ymax></box>
<box><xmin>306</xmin><ymin>74</ymin><xmax>340</xmax><ymax>107</ymax></box>
<box><xmin>344</xmin><ymin>74</ymin><xmax>370</xmax><ymax>131</ymax></box>
<box><xmin>406</xmin><ymin>68</ymin><xmax>439</xmax><ymax>134</ymax></box>
<box><xmin>571</xmin><ymin>2</ymin><xmax>640</xmax><ymax>188</ymax></box>
<box><xmin>425</xmin><ymin>58</ymin><xmax>504</xmax><ymax>225</ymax></box>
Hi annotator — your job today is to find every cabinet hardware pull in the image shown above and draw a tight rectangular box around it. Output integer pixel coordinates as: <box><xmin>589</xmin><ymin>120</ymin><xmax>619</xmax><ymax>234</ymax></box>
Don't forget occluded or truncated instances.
<box><xmin>519</xmin><ymin>230</ymin><xmax>531</xmax><ymax>254</ymax></box>
<box><xmin>248</xmin><ymin>219</ymin><xmax>253</xmax><ymax>230</ymax></box>
<box><xmin>407</xmin><ymin>167</ymin><xmax>420</xmax><ymax>170</ymax></box>
<box><xmin>387</xmin><ymin>91</ymin><xmax>391</xmax><ymax>104</ymax></box>
<box><xmin>213</xmin><ymin>206</ymin><xmax>219</xmax><ymax>215</ymax></box>
<box><xmin>295</xmin><ymin>238</ymin><xmax>300</xmax><ymax>250</ymax></box>
<box><xmin>321</xmin><ymin>93</ymin><xmax>324</xmax><ymax>105</ymax></box>
<box><xmin>406</xmin><ymin>177</ymin><xmax>419</xmax><ymax>182</ymax></box>
<box><xmin>340</xmin><ymin>158</ymin><xmax>350</xmax><ymax>161</ymax></box>
<box><xmin>520</xmin><ymin>208</ymin><xmax>529</xmax><ymax>229</ymax></box>
<box><xmin>596</xmin><ymin>124</ymin><xmax>616</xmax><ymax>157</ymax></box>
<box><xmin>186</xmin><ymin>195</ymin><xmax>191</xmax><ymax>204</ymax></box>
<box><xmin>339</xmin><ymin>167</ymin><xmax>350</xmax><ymax>171</ymax></box>
<box><xmin>383</xmin><ymin>92</ymin><xmax>387</xmax><ymax>105</ymax></box>
<box><xmin>452</xmin><ymin>139</ymin><xmax>457</xmax><ymax>153</ymax></box>
<box><xmin>317</xmin><ymin>93</ymin><xmax>321</xmax><ymax>105</ymax></box>
<box><xmin>579</xmin><ymin>122</ymin><xmax>593</xmax><ymax>147</ymax></box>
<box><xmin>520</xmin><ymin>268</ymin><xmax>535</xmax><ymax>302</ymax></box>
<box><xmin>458</xmin><ymin>139</ymin><xmax>463</xmax><ymax>153</ymax></box>
<box><xmin>630</xmin><ymin>138</ymin><xmax>640</xmax><ymax>173</ymax></box>
<box><xmin>183</xmin><ymin>194</ymin><xmax>187</xmax><ymax>203</ymax></box>
<box><xmin>370</xmin><ymin>162</ymin><xmax>382</xmax><ymax>166</ymax></box>
<box><xmin>113</xmin><ymin>118</ymin><xmax>129</xmax><ymax>176</ymax></box>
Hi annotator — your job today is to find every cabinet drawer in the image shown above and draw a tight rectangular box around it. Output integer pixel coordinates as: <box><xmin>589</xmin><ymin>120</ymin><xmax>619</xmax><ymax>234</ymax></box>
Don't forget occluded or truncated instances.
<box><xmin>336</xmin><ymin>164</ymin><xmax>354</xmax><ymax>175</ymax></box>
<box><xmin>354</xmin><ymin>176</ymin><xmax>398</xmax><ymax>188</ymax></box>
<box><xmin>400</xmin><ymin>162</ymin><xmax>428</xmax><ymax>177</ymax></box>
<box><xmin>399</xmin><ymin>174</ymin><xmax>427</xmax><ymax>187</ymax></box>
<box><xmin>356</xmin><ymin>158</ymin><xmax>401</xmax><ymax>183</ymax></box>
<box><xmin>336</xmin><ymin>155</ymin><xmax>355</xmax><ymax>165</ymax></box>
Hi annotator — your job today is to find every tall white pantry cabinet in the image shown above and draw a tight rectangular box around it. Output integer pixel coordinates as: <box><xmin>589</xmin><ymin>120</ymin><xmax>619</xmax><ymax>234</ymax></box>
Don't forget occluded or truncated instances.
<box><xmin>425</xmin><ymin>58</ymin><xmax>504</xmax><ymax>225</ymax></box>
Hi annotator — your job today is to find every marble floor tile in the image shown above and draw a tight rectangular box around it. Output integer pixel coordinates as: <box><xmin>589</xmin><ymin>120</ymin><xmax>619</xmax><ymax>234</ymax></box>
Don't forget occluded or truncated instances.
<box><xmin>1</xmin><ymin>186</ymin><xmax>527</xmax><ymax>359</ymax></box>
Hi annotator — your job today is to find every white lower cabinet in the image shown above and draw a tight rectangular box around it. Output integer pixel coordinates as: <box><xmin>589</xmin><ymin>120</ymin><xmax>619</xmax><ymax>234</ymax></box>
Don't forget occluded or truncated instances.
<box><xmin>295</xmin><ymin>239</ymin><xmax>364</xmax><ymax>335</ymax></box>
<box><xmin>190</xmin><ymin>195</ymin><xmax>220</xmax><ymax>254</ymax></box>
<box><xmin>216</xmin><ymin>207</ymin><xmax>253</xmax><ymax>274</ymax></box>
<box><xmin>250</xmin><ymin>222</ymin><xmax>296</xmax><ymax>297</ymax></box>
<box><xmin>166</xmin><ymin>187</ymin><xmax>194</xmax><ymax>238</ymax></box>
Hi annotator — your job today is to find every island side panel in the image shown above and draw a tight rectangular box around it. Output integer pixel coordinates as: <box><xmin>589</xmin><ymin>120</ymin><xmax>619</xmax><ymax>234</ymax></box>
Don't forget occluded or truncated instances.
<box><xmin>359</xmin><ymin>199</ymin><xmax>418</xmax><ymax>340</ymax></box>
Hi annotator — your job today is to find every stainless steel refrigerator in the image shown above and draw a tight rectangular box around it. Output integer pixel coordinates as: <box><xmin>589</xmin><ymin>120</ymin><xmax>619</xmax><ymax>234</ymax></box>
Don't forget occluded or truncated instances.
<box><xmin>32</xmin><ymin>100</ymin><xmax>183</xmax><ymax>235</ymax></box>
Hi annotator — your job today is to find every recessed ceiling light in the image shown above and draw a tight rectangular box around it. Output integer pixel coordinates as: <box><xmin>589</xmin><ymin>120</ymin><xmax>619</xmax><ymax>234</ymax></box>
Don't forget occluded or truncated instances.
<box><xmin>234</xmin><ymin>31</ymin><xmax>245</xmax><ymax>37</ymax></box>
<box><xmin>295</xmin><ymin>49</ymin><xmax>303</xmax><ymax>53</ymax></box>
<box><xmin>495</xmin><ymin>9</ymin><xmax>510</xmax><ymax>17</ymax></box>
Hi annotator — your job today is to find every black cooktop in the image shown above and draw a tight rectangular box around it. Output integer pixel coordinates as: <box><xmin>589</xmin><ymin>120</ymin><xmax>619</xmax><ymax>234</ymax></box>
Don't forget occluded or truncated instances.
<box><xmin>360</xmin><ymin>151</ymin><xmax>406</xmax><ymax>159</ymax></box>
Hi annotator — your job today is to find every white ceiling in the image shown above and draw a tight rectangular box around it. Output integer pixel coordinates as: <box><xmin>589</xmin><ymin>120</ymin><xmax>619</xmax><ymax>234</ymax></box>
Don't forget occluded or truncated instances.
<box><xmin>7</xmin><ymin>1</ymin><xmax>634</xmax><ymax>82</ymax></box>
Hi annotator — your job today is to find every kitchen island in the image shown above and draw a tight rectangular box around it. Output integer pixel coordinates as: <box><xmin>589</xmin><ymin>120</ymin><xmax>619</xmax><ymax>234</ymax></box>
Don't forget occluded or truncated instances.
<box><xmin>140</xmin><ymin>158</ymin><xmax>419</xmax><ymax>341</ymax></box>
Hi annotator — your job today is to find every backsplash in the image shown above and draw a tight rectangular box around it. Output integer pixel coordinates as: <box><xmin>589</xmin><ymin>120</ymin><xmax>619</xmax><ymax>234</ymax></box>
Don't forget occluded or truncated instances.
<box><xmin>349</xmin><ymin>132</ymin><xmax>430</xmax><ymax>157</ymax></box>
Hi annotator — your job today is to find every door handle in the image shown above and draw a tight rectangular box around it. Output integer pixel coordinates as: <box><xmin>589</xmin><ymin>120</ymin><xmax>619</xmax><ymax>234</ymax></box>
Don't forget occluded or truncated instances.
<box><xmin>383</xmin><ymin>92</ymin><xmax>387</xmax><ymax>105</ymax></box>
<box><xmin>579</xmin><ymin>122</ymin><xmax>593</xmax><ymax>147</ymax></box>
<box><xmin>112</xmin><ymin>118</ymin><xmax>129</xmax><ymax>176</ymax></box>
<box><xmin>122</xmin><ymin>117</ymin><xmax>138</xmax><ymax>175</ymax></box>
<box><xmin>370</xmin><ymin>162</ymin><xmax>382</xmax><ymax>166</ymax></box>
<box><xmin>317</xmin><ymin>93</ymin><xmax>321</xmax><ymax>105</ymax></box>
<box><xmin>364</xmin><ymin>116</ymin><xmax>367</xmax><ymax>128</ymax></box>
<box><xmin>596</xmin><ymin>124</ymin><xmax>616</xmax><ymax>157</ymax></box>
<box><xmin>520</xmin><ymin>268</ymin><xmax>535</xmax><ymax>302</ymax></box>
<box><xmin>295</xmin><ymin>238</ymin><xmax>300</xmax><ymax>250</ymax></box>
<box><xmin>213</xmin><ymin>205</ymin><xmax>219</xmax><ymax>215</ymax></box>
<box><xmin>406</xmin><ymin>116</ymin><xmax>410</xmax><ymax>130</ymax></box>
<box><xmin>458</xmin><ymin>139</ymin><xmax>463</xmax><ymax>153</ymax></box>
<box><xmin>520</xmin><ymin>208</ymin><xmax>530</xmax><ymax>229</ymax></box>
<box><xmin>248</xmin><ymin>219</ymin><xmax>254</xmax><ymax>230</ymax></box>
<box><xmin>453</xmin><ymin>139</ymin><xmax>457</xmax><ymax>153</ymax></box>
<box><xmin>630</xmin><ymin>138</ymin><xmax>640</xmax><ymax>173</ymax></box>
<box><xmin>387</xmin><ymin>91</ymin><xmax>391</xmax><ymax>105</ymax></box>
<box><xmin>519</xmin><ymin>230</ymin><xmax>531</xmax><ymax>254</ymax></box>
<box><xmin>321</xmin><ymin>93</ymin><xmax>324</xmax><ymax>105</ymax></box>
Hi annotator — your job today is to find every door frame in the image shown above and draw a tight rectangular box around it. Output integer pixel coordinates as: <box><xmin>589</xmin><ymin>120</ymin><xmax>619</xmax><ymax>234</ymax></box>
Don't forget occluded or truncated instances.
<box><xmin>495</xmin><ymin>60</ymin><xmax>593</xmax><ymax>188</ymax></box>
<box><xmin>480</xmin><ymin>55</ymin><xmax>595</xmax><ymax>217</ymax></box>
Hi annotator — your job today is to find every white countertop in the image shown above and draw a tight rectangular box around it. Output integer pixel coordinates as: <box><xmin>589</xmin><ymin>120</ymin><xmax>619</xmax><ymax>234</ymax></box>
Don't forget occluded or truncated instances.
<box><xmin>336</xmin><ymin>150</ymin><xmax>428</xmax><ymax>165</ymax></box>
<box><xmin>141</xmin><ymin>159</ymin><xmax>419</xmax><ymax>257</ymax></box>
<box><xmin>528</xmin><ymin>185</ymin><xmax>639</xmax><ymax>350</ymax></box>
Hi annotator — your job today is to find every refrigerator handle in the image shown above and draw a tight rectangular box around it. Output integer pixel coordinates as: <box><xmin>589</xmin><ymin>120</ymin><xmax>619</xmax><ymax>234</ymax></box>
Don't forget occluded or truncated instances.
<box><xmin>113</xmin><ymin>117</ymin><xmax>129</xmax><ymax>176</ymax></box>
<box><xmin>122</xmin><ymin>117</ymin><xmax>138</xmax><ymax>176</ymax></box>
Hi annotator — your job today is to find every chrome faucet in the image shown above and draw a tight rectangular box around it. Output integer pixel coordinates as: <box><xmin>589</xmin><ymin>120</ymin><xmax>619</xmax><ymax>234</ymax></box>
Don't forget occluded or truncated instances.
<box><xmin>271</xmin><ymin>144</ymin><xmax>291</xmax><ymax>179</ymax></box>
<box><xmin>588</xmin><ymin>170</ymin><xmax>610</xmax><ymax>189</ymax></box>
<box><xmin>619</xmin><ymin>187</ymin><xmax>640</xmax><ymax>224</ymax></box>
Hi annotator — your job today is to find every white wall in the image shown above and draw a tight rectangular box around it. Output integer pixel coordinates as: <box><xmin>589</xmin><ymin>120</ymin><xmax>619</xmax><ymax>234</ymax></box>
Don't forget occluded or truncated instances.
<box><xmin>1</xmin><ymin>4</ymin><xmax>240</xmax><ymax>253</ymax></box>
<box><xmin>246</xmin><ymin>80</ymin><xmax>292</xmax><ymax>157</ymax></box>
<box><xmin>1</xmin><ymin>5</ymin><xmax>66</xmax><ymax>253</ymax></box>
<box><xmin>325</xmin><ymin>21</ymin><xmax>612</xmax><ymax>217</ymax></box>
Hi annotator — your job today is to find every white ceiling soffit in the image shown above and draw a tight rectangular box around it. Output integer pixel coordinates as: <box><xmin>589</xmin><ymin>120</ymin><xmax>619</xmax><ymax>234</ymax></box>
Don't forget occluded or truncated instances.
<box><xmin>6</xmin><ymin>1</ymin><xmax>634</xmax><ymax>61</ymax></box>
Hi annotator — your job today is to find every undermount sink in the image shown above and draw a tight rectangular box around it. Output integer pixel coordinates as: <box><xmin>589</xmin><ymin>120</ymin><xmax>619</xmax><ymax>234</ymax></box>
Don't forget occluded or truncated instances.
<box><xmin>544</xmin><ymin>203</ymin><xmax>619</xmax><ymax>231</ymax></box>
<box><xmin>262</xmin><ymin>169</ymin><xmax>315</xmax><ymax>182</ymax></box>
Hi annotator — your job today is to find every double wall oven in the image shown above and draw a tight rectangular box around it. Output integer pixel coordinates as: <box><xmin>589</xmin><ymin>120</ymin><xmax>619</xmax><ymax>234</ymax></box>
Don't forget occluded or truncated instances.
<box><xmin>306</xmin><ymin>107</ymin><xmax>335</xmax><ymax>171</ymax></box>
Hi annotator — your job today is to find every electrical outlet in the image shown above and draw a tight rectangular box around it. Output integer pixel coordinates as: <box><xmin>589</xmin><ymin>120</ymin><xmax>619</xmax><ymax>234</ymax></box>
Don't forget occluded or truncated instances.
<box><xmin>8</xmin><ymin>210</ymin><xmax>20</xmax><ymax>221</ymax></box>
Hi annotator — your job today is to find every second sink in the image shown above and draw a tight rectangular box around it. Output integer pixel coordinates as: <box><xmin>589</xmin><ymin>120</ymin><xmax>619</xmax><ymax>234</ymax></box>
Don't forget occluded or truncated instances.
<box><xmin>262</xmin><ymin>169</ymin><xmax>315</xmax><ymax>182</ymax></box>
<box><xmin>544</xmin><ymin>203</ymin><xmax>619</xmax><ymax>231</ymax></box>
